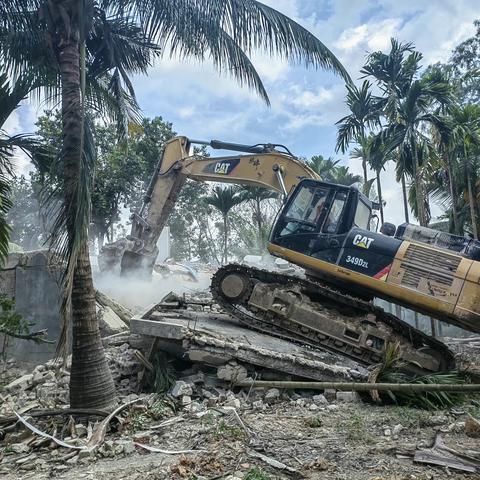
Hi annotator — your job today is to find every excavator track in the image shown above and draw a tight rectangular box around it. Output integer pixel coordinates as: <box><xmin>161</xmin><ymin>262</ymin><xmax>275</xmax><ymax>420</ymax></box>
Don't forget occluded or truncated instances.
<box><xmin>211</xmin><ymin>264</ymin><xmax>455</xmax><ymax>375</ymax></box>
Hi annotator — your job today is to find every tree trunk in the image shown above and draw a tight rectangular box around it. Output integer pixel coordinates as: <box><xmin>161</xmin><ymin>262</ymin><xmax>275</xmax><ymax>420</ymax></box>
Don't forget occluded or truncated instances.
<box><xmin>255</xmin><ymin>197</ymin><xmax>263</xmax><ymax>250</ymax></box>
<box><xmin>70</xmin><ymin>242</ymin><xmax>116</xmax><ymax>409</ymax></box>
<box><xmin>376</xmin><ymin>169</ymin><xmax>384</xmax><ymax>224</ymax></box>
<box><xmin>445</xmin><ymin>154</ymin><xmax>459</xmax><ymax>234</ymax></box>
<box><xmin>223</xmin><ymin>214</ymin><xmax>228</xmax><ymax>264</ymax></box>
<box><xmin>413</xmin><ymin>148</ymin><xmax>427</xmax><ymax>226</ymax></box>
<box><xmin>401</xmin><ymin>174</ymin><xmax>410</xmax><ymax>223</ymax></box>
<box><xmin>362</xmin><ymin>158</ymin><xmax>368</xmax><ymax>187</ymax></box>
<box><xmin>58</xmin><ymin>28</ymin><xmax>116</xmax><ymax>410</ymax></box>
<box><xmin>466</xmin><ymin>160</ymin><xmax>478</xmax><ymax>239</ymax></box>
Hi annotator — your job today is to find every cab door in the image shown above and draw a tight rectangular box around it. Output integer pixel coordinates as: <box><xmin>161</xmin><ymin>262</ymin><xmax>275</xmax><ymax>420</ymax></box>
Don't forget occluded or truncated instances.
<box><xmin>270</xmin><ymin>181</ymin><xmax>334</xmax><ymax>256</ymax></box>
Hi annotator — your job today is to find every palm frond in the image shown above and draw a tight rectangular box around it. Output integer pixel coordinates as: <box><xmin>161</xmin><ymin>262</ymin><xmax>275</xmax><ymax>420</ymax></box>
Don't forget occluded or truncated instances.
<box><xmin>112</xmin><ymin>0</ymin><xmax>350</xmax><ymax>106</ymax></box>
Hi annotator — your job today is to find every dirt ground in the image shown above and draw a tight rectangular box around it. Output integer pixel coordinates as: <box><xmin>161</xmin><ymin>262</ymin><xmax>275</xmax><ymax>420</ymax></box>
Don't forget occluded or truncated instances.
<box><xmin>2</xmin><ymin>398</ymin><xmax>479</xmax><ymax>480</ymax></box>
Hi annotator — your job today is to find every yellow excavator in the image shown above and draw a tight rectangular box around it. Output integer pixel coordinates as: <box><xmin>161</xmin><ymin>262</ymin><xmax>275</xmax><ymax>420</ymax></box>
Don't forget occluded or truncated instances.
<box><xmin>100</xmin><ymin>136</ymin><xmax>480</xmax><ymax>374</ymax></box>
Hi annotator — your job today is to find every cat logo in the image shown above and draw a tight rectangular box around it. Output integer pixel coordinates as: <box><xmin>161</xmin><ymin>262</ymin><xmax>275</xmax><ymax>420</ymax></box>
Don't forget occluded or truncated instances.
<box><xmin>214</xmin><ymin>162</ymin><xmax>230</xmax><ymax>174</ymax></box>
<box><xmin>353</xmin><ymin>234</ymin><xmax>374</xmax><ymax>249</ymax></box>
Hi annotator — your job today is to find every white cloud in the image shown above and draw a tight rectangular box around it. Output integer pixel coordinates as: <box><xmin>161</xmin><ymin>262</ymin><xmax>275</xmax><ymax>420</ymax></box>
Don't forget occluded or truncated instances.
<box><xmin>335</xmin><ymin>25</ymin><xmax>369</xmax><ymax>51</ymax></box>
<box><xmin>290</xmin><ymin>86</ymin><xmax>334</xmax><ymax>109</ymax></box>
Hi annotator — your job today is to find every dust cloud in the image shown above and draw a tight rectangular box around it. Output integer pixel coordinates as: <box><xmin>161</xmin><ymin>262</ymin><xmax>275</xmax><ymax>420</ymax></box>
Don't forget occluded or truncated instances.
<box><xmin>93</xmin><ymin>270</ymin><xmax>212</xmax><ymax>313</ymax></box>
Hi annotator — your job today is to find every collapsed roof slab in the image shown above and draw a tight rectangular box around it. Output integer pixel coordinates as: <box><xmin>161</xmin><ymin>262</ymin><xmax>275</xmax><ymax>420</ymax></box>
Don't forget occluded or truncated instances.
<box><xmin>131</xmin><ymin>304</ymin><xmax>368</xmax><ymax>383</ymax></box>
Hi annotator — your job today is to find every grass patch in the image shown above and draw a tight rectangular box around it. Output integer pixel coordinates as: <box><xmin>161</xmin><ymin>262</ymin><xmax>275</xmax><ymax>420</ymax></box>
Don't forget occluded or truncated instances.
<box><xmin>200</xmin><ymin>412</ymin><xmax>216</xmax><ymax>426</ymax></box>
<box><xmin>213</xmin><ymin>420</ymin><xmax>243</xmax><ymax>439</ymax></box>
<box><xmin>394</xmin><ymin>407</ymin><xmax>434</xmax><ymax>429</ymax></box>
<box><xmin>244</xmin><ymin>467</ymin><xmax>270</xmax><ymax>480</ymax></box>
<box><xmin>304</xmin><ymin>415</ymin><xmax>323</xmax><ymax>428</ymax></box>
<box><xmin>149</xmin><ymin>397</ymin><xmax>176</xmax><ymax>420</ymax></box>
<box><xmin>466</xmin><ymin>403</ymin><xmax>480</xmax><ymax>420</ymax></box>
<box><xmin>337</xmin><ymin>413</ymin><xmax>373</xmax><ymax>442</ymax></box>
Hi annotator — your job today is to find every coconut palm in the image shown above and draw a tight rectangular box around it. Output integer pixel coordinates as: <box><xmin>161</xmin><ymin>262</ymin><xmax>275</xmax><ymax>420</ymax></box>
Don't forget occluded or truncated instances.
<box><xmin>205</xmin><ymin>186</ymin><xmax>244</xmax><ymax>264</ymax></box>
<box><xmin>0</xmin><ymin>0</ymin><xmax>349</xmax><ymax>409</ymax></box>
<box><xmin>0</xmin><ymin>73</ymin><xmax>51</xmax><ymax>263</ymax></box>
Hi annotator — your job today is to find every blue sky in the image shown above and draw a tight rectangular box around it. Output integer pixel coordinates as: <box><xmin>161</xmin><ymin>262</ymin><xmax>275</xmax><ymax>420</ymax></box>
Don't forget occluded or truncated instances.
<box><xmin>7</xmin><ymin>0</ymin><xmax>479</xmax><ymax>225</ymax></box>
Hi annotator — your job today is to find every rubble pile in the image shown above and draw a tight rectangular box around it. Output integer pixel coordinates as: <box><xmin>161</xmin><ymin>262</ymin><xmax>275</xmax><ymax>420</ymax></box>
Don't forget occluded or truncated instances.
<box><xmin>0</xmin><ymin>342</ymin><xmax>144</xmax><ymax>414</ymax></box>
<box><xmin>1</xmin><ymin>288</ymin><xmax>480</xmax><ymax>478</ymax></box>
<box><xmin>1</xmin><ymin>361</ymin><xmax>479</xmax><ymax>479</ymax></box>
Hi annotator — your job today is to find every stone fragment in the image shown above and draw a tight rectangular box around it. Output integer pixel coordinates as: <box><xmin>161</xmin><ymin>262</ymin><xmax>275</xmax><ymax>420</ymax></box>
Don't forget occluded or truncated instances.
<box><xmin>225</xmin><ymin>398</ymin><xmax>241</xmax><ymax>409</ymax></box>
<box><xmin>465</xmin><ymin>414</ymin><xmax>480</xmax><ymax>437</ymax></box>
<box><xmin>312</xmin><ymin>394</ymin><xmax>328</xmax><ymax>405</ymax></box>
<box><xmin>4</xmin><ymin>374</ymin><xmax>33</xmax><ymax>392</ymax></box>
<box><xmin>217</xmin><ymin>362</ymin><xmax>248</xmax><ymax>382</ymax></box>
<box><xmin>336</xmin><ymin>391</ymin><xmax>361</xmax><ymax>403</ymax></box>
<box><xmin>392</xmin><ymin>424</ymin><xmax>403</xmax><ymax>438</ymax></box>
<box><xmin>10</xmin><ymin>443</ymin><xmax>31</xmax><ymax>454</ymax></box>
<box><xmin>323</xmin><ymin>389</ymin><xmax>336</xmax><ymax>401</ymax></box>
<box><xmin>264</xmin><ymin>388</ymin><xmax>280</xmax><ymax>404</ymax></box>
<box><xmin>171</xmin><ymin>380</ymin><xmax>193</xmax><ymax>397</ymax></box>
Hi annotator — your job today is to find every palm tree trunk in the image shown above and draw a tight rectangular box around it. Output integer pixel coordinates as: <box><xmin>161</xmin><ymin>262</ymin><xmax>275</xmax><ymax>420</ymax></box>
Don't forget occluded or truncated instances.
<box><xmin>401</xmin><ymin>175</ymin><xmax>410</xmax><ymax>223</ymax></box>
<box><xmin>362</xmin><ymin>158</ymin><xmax>368</xmax><ymax>186</ymax></box>
<box><xmin>445</xmin><ymin>154</ymin><xmax>459</xmax><ymax>234</ymax></box>
<box><xmin>413</xmin><ymin>148</ymin><xmax>427</xmax><ymax>226</ymax></box>
<box><xmin>376</xmin><ymin>169</ymin><xmax>384</xmax><ymax>224</ymax></box>
<box><xmin>223</xmin><ymin>214</ymin><xmax>228</xmax><ymax>264</ymax></box>
<box><xmin>466</xmin><ymin>159</ymin><xmax>478</xmax><ymax>239</ymax></box>
<box><xmin>58</xmin><ymin>28</ymin><xmax>116</xmax><ymax>410</ymax></box>
<box><xmin>255</xmin><ymin>197</ymin><xmax>263</xmax><ymax>250</ymax></box>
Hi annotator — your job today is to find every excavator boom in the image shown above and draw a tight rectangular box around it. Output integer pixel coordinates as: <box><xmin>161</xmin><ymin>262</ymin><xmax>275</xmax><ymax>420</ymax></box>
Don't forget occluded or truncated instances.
<box><xmin>99</xmin><ymin>136</ymin><xmax>318</xmax><ymax>274</ymax></box>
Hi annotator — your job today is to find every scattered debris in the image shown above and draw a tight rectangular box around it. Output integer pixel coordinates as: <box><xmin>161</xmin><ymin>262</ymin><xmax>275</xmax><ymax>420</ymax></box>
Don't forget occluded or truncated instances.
<box><xmin>414</xmin><ymin>433</ymin><xmax>480</xmax><ymax>473</ymax></box>
<box><xmin>465</xmin><ymin>414</ymin><xmax>480</xmax><ymax>437</ymax></box>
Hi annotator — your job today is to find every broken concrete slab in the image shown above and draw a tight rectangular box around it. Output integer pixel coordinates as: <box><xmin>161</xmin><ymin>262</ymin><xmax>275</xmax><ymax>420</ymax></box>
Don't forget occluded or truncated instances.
<box><xmin>131</xmin><ymin>302</ymin><xmax>368</xmax><ymax>383</ymax></box>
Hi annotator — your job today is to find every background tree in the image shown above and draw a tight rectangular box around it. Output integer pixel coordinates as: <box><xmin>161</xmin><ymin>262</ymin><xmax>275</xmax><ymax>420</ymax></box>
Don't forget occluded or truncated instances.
<box><xmin>335</xmin><ymin>80</ymin><xmax>379</xmax><ymax>187</ymax></box>
<box><xmin>238</xmin><ymin>186</ymin><xmax>278</xmax><ymax>251</ymax></box>
<box><xmin>307</xmin><ymin>155</ymin><xmax>340</xmax><ymax>180</ymax></box>
<box><xmin>204</xmin><ymin>186</ymin><xmax>244</xmax><ymax>264</ymax></box>
<box><xmin>351</xmin><ymin>135</ymin><xmax>393</xmax><ymax>223</ymax></box>
<box><xmin>7</xmin><ymin>175</ymin><xmax>47</xmax><ymax>250</ymax></box>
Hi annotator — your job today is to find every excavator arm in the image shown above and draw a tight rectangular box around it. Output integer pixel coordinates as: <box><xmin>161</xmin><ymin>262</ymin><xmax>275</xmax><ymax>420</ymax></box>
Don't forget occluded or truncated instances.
<box><xmin>99</xmin><ymin>136</ymin><xmax>318</xmax><ymax>274</ymax></box>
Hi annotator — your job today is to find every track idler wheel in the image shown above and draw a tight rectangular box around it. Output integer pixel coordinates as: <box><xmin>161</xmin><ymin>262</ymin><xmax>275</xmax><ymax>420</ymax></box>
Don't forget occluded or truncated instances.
<box><xmin>217</xmin><ymin>271</ymin><xmax>252</xmax><ymax>303</ymax></box>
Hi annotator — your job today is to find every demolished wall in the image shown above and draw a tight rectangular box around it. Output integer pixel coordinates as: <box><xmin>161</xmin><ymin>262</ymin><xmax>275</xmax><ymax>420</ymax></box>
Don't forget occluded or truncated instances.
<box><xmin>0</xmin><ymin>251</ymin><xmax>63</xmax><ymax>363</ymax></box>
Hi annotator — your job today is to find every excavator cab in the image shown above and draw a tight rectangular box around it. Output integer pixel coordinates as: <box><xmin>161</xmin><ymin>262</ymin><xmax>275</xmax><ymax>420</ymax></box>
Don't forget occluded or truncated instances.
<box><xmin>271</xmin><ymin>179</ymin><xmax>374</xmax><ymax>263</ymax></box>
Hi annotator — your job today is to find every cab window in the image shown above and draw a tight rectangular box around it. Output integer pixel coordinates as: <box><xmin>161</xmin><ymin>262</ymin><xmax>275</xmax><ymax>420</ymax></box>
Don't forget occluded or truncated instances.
<box><xmin>323</xmin><ymin>191</ymin><xmax>347</xmax><ymax>233</ymax></box>
<box><xmin>354</xmin><ymin>200</ymin><xmax>371</xmax><ymax>230</ymax></box>
<box><xmin>285</xmin><ymin>186</ymin><xmax>329</xmax><ymax>225</ymax></box>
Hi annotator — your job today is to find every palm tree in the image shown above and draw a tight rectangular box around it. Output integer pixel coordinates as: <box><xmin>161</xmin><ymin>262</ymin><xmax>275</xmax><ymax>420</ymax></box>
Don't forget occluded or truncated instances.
<box><xmin>205</xmin><ymin>186</ymin><xmax>244</xmax><ymax>264</ymax></box>
<box><xmin>307</xmin><ymin>155</ymin><xmax>340</xmax><ymax>180</ymax></box>
<box><xmin>0</xmin><ymin>73</ymin><xmax>49</xmax><ymax>263</ymax></box>
<box><xmin>238</xmin><ymin>186</ymin><xmax>277</xmax><ymax>250</ymax></box>
<box><xmin>351</xmin><ymin>135</ymin><xmax>393</xmax><ymax>224</ymax></box>
<box><xmin>1</xmin><ymin>0</ymin><xmax>349</xmax><ymax>410</ymax></box>
<box><xmin>361</xmin><ymin>39</ymin><xmax>424</xmax><ymax>224</ymax></box>
<box><xmin>335</xmin><ymin>80</ymin><xmax>380</xmax><ymax>186</ymax></box>
<box><xmin>328</xmin><ymin>166</ymin><xmax>362</xmax><ymax>186</ymax></box>
<box><xmin>448</xmin><ymin>105</ymin><xmax>480</xmax><ymax>238</ymax></box>
<box><xmin>374</xmin><ymin>78</ymin><xmax>453</xmax><ymax>226</ymax></box>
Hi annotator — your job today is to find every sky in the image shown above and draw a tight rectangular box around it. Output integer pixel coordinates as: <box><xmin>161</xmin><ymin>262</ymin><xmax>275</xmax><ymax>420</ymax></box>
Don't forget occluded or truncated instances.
<box><xmin>5</xmin><ymin>0</ymin><xmax>479</xmax><ymax>227</ymax></box>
